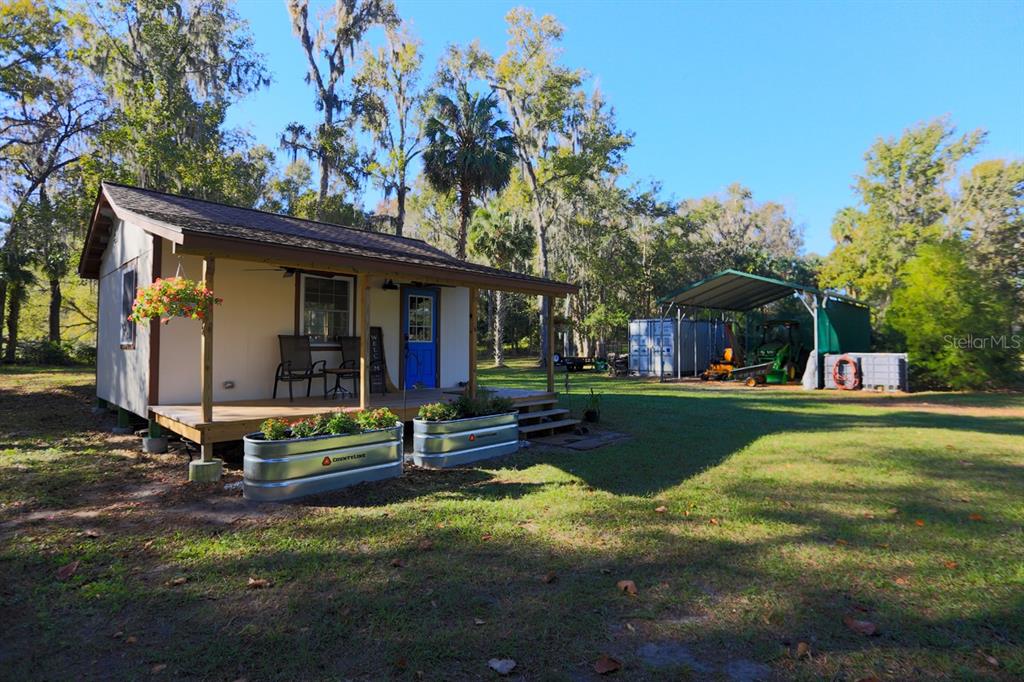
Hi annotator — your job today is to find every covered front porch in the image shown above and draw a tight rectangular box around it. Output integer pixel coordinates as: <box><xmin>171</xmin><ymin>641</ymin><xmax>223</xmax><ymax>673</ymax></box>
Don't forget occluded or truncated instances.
<box><xmin>150</xmin><ymin>386</ymin><xmax>558</xmax><ymax>446</ymax></box>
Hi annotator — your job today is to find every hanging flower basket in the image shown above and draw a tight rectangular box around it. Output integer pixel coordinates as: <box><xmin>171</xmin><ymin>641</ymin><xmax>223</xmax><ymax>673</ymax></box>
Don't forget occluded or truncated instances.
<box><xmin>130</xmin><ymin>277</ymin><xmax>222</xmax><ymax>325</ymax></box>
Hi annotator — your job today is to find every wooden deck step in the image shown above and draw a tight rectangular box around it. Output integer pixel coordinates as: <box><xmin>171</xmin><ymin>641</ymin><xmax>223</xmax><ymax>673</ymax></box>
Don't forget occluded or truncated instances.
<box><xmin>517</xmin><ymin>408</ymin><xmax>569</xmax><ymax>422</ymax></box>
<box><xmin>518</xmin><ymin>418</ymin><xmax>581</xmax><ymax>436</ymax></box>
<box><xmin>514</xmin><ymin>398</ymin><xmax>559</xmax><ymax>409</ymax></box>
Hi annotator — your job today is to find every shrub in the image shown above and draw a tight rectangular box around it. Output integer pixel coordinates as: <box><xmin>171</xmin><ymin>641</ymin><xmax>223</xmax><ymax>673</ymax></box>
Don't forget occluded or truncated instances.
<box><xmin>887</xmin><ymin>241</ymin><xmax>1021</xmax><ymax>389</ymax></box>
<box><xmin>355</xmin><ymin>407</ymin><xmax>399</xmax><ymax>431</ymax></box>
<box><xmin>15</xmin><ymin>340</ymin><xmax>96</xmax><ymax>366</ymax></box>
<box><xmin>260</xmin><ymin>418</ymin><xmax>290</xmax><ymax>441</ymax></box>
<box><xmin>417</xmin><ymin>401</ymin><xmax>459</xmax><ymax>422</ymax></box>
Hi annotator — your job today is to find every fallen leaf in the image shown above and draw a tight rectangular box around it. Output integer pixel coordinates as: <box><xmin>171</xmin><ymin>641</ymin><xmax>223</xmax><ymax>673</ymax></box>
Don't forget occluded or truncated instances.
<box><xmin>473</xmin><ymin>617</ymin><xmax>485</xmax><ymax>626</ymax></box>
<box><xmin>709</xmin><ymin>518</ymin><xmax>719</xmax><ymax>526</ymax></box>
<box><xmin>487</xmin><ymin>658</ymin><xmax>516</xmax><ymax>675</ymax></box>
<box><xmin>83</xmin><ymin>529</ymin><xmax>101</xmax><ymax>538</ymax></box>
<box><xmin>914</xmin><ymin>519</ymin><xmax>925</xmax><ymax>527</ymax></box>
<box><xmin>863</xmin><ymin>512</ymin><xmax>876</xmax><ymax>519</ymax></box>
<box><xmin>390</xmin><ymin>558</ymin><xmax>404</xmax><ymax>568</ymax></box>
<box><xmin>125</xmin><ymin>636</ymin><xmax>137</xmax><ymax>644</ymax></box>
<box><xmin>616</xmin><ymin>580</ymin><xmax>638</xmax><ymax>596</ymax></box>
<box><xmin>887</xmin><ymin>507</ymin><xmax>899</xmax><ymax>514</ymax></box>
<box><xmin>593</xmin><ymin>655</ymin><xmax>622</xmax><ymax>674</ymax></box>
<box><xmin>835</xmin><ymin>539</ymin><xmax>848</xmax><ymax>546</ymax></box>
<box><xmin>417</xmin><ymin>539</ymin><xmax>434</xmax><ymax>551</ymax></box>
<box><xmin>654</xmin><ymin>506</ymin><xmax>668</xmax><ymax>514</ymax></box>
<box><xmin>894</xmin><ymin>577</ymin><xmax>910</xmax><ymax>587</ymax></box>
<box><xmin>436</xmin><ymin>522</ymin><xmax>445</xmax><ymax>529</ymax></box>
<box><xmin>151</xmin><ymin>663</ymin><xmax>167</xmax><ymax>673</ymax></box>
<box><xmin>795</xmin><ymin>641</ymin><xmax>811</xmax><ymax>659</ymax></box>
<box><xmin>944</xmin><ymin>560</ymin><xmax>959</xmax><ymax>570</ymax></box>
<box><xmin>247</xmin><ymin>577</ymin><xmax>271</xmax><ymax>589</ymax></box>
<box><xmin>167</xmin><ymin>576</ymin><xmax>187</xmax><ymax>586</ymax></box>
<box><xmin>978</xmin><ymin>650</ymin><xmax>999</xmax><ymax>668</ymax></box>
<box><xmin>55</xmin><ymin>560</ymin><xmax>80</xmax><ymax>581</ymax></box>
<box><xmin>481</xmin><ymin>533</ymin><xmax>493</xmax><ymax>541</ymax></box>
<box><xmin>843</xmin><ymin>615</ymin><xmax>878</xmax><ymax>636</ymax></box>
<box><xmin>541</xmin><ymin>571</ymin><xmax>558</xmax><ymax>584</ymax></box>
<box><xmin>968</xmin><ymin>513</ymin><xmax>984</xmax><ymax>521</ymax></box>
<box><xmin>142</xmin><ymin>539</ymin><xmax>155</xmax><ymax>550</ymax></box>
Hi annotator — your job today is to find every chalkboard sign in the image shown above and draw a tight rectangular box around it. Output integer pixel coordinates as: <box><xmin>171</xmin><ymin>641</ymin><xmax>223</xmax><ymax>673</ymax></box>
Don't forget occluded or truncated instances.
<box><xmin>369</xmin><ymin>326</ymin><xmax>388</xmax><ymax>395</ymax></box>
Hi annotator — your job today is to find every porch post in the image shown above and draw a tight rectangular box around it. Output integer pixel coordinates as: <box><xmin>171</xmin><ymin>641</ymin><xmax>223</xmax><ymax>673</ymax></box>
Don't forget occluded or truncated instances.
<box><xmin>545</xmin><ymin>295</ymin><xmax>555</xmax><ymax>393</ymax></box>
<box><xmin>357</xmin><ymin>275</ymin><xmax>370</xmax><ymax>409</ymax></box>
<box><xmin>190</xmin><ymin>256</ymin><xmax>222</xmax><ymax>482</ymax></box>
<box><xmin>468</xmin><ymin>286</ymin><xmax>478</xmax><ymax>398</ymax></box>
<box><xmin>200</xmin><ymin>256</ymin><xmax>215</xmax><ymax>427</ymax></box>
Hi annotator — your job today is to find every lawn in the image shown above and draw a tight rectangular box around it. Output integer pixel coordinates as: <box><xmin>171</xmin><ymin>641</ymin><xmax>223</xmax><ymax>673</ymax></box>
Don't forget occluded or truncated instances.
<box><xmin>1</xmin><ymin>361</ymin><xmax>1022</xmax><ymax>681</ymax></box>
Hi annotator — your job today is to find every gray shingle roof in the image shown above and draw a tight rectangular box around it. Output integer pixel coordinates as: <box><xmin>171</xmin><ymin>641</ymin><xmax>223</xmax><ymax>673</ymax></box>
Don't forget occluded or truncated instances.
<box><xmin>88</xmin><ymin>182</ymin><xmax>575</xmax><ymax>294</ymax></box>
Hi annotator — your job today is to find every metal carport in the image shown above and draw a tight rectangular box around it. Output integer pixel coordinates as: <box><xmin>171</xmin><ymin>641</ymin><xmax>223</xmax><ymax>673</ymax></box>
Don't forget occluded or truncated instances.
<box><xmin>657</xmin><ymin>269</ymin><xmax>870</xmax><ymax>389</ymax></box>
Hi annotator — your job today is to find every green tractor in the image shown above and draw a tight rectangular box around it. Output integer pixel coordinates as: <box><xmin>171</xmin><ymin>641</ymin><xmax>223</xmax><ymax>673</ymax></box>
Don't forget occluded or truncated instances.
<box><xmin>730</xmin><ymin>320</ymin><xmax>806</xmax><ymax>386</ymax></box>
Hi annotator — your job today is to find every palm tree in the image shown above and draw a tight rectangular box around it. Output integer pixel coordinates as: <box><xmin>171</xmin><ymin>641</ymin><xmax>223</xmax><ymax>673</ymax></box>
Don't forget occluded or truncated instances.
<box><xmin>422</xmin><ymin>86</ymin><xmax>516</xmax><ymax>259</ymax></box>
<box><xmin>469</xmin><ymin>203</ymin><xmax>534</xmax><ymax>366</ymax></box>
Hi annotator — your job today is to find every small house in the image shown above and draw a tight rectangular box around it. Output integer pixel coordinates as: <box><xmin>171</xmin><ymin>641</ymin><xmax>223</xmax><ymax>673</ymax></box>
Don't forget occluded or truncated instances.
<box><xmin>79</xmin><ymin>182</ymin><xmax>577</xmax><ymax>476</ymax></box>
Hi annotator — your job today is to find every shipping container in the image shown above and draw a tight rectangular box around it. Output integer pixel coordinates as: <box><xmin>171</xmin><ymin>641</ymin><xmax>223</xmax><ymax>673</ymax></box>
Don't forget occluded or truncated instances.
<box><xmin>628</xmin><ymin>318</ymin><xmax>728</xmax><ymax>378</ymax></box>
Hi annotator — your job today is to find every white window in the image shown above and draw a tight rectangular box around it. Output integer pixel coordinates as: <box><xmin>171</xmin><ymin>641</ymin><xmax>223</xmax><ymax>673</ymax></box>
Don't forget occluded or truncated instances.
<box><xmin>301</xmin><ymin>274</ymin><xmax>353</xmax><ymax>345</ymax></box>
<box><xmin>120</xmin><ymin>266</ymin><xmax>137</xmax><ymax>349</ymax></box>
<box><xmin>407</xmin><ymin>295</ymin><xmax>433</xmax><ymax>341</ymax></box>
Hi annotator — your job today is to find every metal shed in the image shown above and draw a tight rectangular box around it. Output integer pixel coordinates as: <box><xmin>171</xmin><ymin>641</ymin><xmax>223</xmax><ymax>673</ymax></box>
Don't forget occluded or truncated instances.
<box><xmin>657</xmin><ymin>270</ymin><xmax>871</xmax><ymax>389</ymax></box>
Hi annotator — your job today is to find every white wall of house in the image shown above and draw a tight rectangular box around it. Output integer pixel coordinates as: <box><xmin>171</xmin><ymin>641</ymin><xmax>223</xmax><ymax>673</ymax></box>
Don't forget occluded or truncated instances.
<box><xmin>440</xmin><ymin>286</ymin><xmax>470</xmax><ymax>387</ymax></box>
<box><xmin>96</xmin><ymin>218</ymin><xmax>152</xmax><ymax>417</ymax></box>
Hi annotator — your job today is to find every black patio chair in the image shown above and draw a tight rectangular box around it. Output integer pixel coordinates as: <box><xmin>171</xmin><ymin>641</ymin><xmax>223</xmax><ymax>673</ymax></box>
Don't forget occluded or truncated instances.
<box><xmin>327</xmin><ymin>336</ymin><xmax>360</xmax><ymax>399</ymax></box>
<box><xmin>273</xmin><ymin>335</ymin><xmax>327</xmax><ymax>401</ymax></box>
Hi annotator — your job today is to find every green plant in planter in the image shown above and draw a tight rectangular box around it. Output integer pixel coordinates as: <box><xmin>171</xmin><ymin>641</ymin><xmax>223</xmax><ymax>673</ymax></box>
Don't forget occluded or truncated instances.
<box><xmin>290</xmin><ymin>414</ymin><xmax>330</xmax><ymax>438</ymax></box>
<box><xmin>451</xmin><ymin>390</ymin><xmax>515</xmax><ymax>419</ymax></box>
<box><xmin>582</xmin><ymin>389</ymin><xmax>601</xmax><ymax>423</ymax></box>
<box><xmin>325</xmin><ymin>411</ymin><xmax>360</xmax><ymax>435</ymax></box>
<box><xmin>356</xmin><ymin>407</ymin><xmax>400</xmax><ymax>431</ymax></box>
<box><xmin>260</xmin><ymin>418</ymin><xmax>290</xmax><ymax>441</ymax></box>
<box><xmin>418</xmin><ymin>401</ymin><xmax>459</xmax><ymax>422</ymax></box>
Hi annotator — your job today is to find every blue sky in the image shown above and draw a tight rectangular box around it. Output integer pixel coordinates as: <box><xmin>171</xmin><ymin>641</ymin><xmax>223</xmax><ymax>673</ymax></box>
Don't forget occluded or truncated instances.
<box><xmin>227</xmin><ymin>0</ymin><xmax>1024</xmax><ymax>256</ymax></box>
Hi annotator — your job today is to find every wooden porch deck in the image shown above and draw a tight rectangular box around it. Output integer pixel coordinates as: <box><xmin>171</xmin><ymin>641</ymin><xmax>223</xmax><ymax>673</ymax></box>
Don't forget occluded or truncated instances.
<box><xmin>150</xmin><ymin>387</ymin><xmax>556</xmax><ymax>446</ymax></box>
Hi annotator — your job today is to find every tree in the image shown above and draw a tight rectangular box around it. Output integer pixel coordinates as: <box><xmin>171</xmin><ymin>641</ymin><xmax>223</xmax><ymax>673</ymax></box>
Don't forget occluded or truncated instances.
<box><xmin>81</xmin><ymin>0</ymin><xmax>271</xmax><ymax>202</ymax></box>
<box><xmin>469</xmin><ymin>201</ymin><xmax>533</xmax><ymax>366</ymax></box>
<box><xmin>1</xmin><ymin>0</ymin><xmax>105</xmax><ymax>358</ymax></box>
<box><xmin>355</xmin><ymin>23</ymin><xmax>425</xmax><ymax>236</ymax></box>
<box><xmin>820</xmin><ymin>118</ymin><xmax>984</xmax><ymax>313</ymax></box>
<box><xmin>888</xmin><ymin>241</ymin><xmax>1019</xmax><ymax>389</ymax></box>
<box><xmin>421</xmin><ymin>85</ymin><xmax>516</xmax><ymax>259</ymax></box>
<box><xmin>955</xmin><ymin>159</ymin><xmax>1024</xmax><ymax>321</ymax></box>
<box><xmin>284</xmin><ymin>0</ymin><xmax>397</xmax><ymax>220</ymax></box>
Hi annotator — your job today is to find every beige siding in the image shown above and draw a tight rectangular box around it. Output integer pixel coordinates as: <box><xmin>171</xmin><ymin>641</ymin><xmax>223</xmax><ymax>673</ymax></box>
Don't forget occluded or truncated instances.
<box><xmin>154</xmin><ymin>260</ymin><xmax>427</xmax><ymax>403</ymax></box>
<box><xmin>96</xmin><ymin>219</ymin><xmax>152</xmax><ymax>416</ymax></box>
<box><xmin>440</xmin><ymin>286</ymin><xmax>470</xmax><ymax>387</ymax></box>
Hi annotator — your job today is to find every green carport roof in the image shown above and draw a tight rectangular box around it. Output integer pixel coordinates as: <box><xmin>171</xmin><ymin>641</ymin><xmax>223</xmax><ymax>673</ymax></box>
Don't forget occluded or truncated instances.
<box><xmin>658</xmin><ymin>269</ymin><xmax>865</xmax><ymax>311</ymax></box>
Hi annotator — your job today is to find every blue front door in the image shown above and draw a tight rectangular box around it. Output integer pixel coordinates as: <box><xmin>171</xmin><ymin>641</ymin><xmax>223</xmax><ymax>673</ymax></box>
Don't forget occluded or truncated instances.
<box><xmin>403</xmin><ymin>288</ymin><xmax>438</xmax><ymax>388</ymax></box>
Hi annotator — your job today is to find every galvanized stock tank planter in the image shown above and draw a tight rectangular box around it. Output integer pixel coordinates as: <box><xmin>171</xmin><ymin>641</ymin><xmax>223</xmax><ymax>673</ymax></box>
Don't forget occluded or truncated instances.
<box><xmin>412</xmin><ymin>412</ymin><xmax>519</xmax><ymax>468</ymax></box>
<box><xmin>243</xmin><ymin>423</ymin><xmax>402</xmax><ymax>501</ymax></box>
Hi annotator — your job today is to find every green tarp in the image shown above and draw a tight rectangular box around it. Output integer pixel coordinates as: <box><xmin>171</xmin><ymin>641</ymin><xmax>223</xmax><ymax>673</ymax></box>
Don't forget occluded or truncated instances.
<box><xmin>818</xmin><ymin>299</ymin><xmax>871</xmax><ymax>354</ymax></box>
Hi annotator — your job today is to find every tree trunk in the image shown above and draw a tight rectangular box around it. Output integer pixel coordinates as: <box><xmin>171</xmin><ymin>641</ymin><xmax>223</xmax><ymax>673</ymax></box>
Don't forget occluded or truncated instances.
<box><xmin>395</xmin><ymin>183</ymin><xmax>406</xmax><ymax>237</ymax></box>
<box><xmin>49</xmin><ymin>278</ymin><xmax>62</xmax><ymax>343</ymax></box>
<box><xmin>316</xmin><ymin>108</ymin><xmax>333</xmax><ymax>221</ymax></box>
<box><xmin>0</xmin><ymin>280</ymin><xmax>7</xmax><ymax>360</ymax></box>
<box><xmin>493</xmin><ymin>289</ymin><xmax>505</xmax><ymax>367</ymax></box>
<box><xmin>4</xmin><ymin>283</ymin><xmax>22</xmax><ymax>363</ymax></box>
<box><xmin>456</xmin><ymin>181</ymin><xmax>471</xmax><ymax>260</ymax></box>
